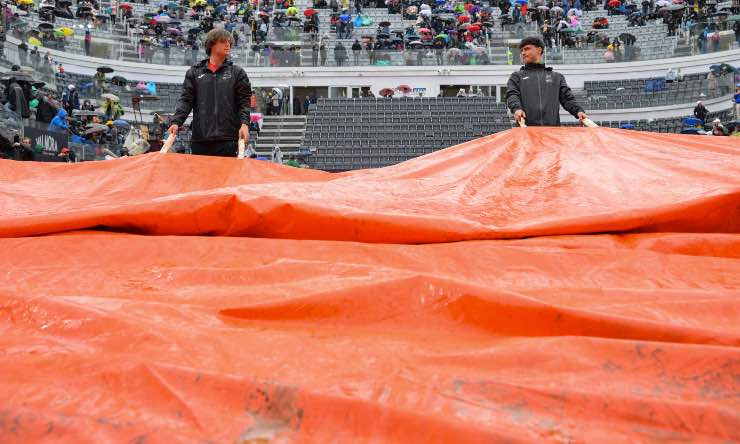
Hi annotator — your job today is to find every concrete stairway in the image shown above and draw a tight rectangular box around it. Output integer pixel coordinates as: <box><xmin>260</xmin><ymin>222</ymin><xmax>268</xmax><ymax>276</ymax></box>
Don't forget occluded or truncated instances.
<box><xmin>254</xmin><ymin>115</ymin><xmax>307</xmax><ymax>155</ymax></box>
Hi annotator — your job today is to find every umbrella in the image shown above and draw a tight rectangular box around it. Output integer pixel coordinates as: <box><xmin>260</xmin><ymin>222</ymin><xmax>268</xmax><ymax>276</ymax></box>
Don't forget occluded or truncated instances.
<box><xmin>101</xmin><ymin>93</ymin><xmax>120</xmax><ymax>102</ymax></box>
<box><xmin>608</xmin><ymin>0</ymin><xmax>620</xmax><ymax>6</ymax></box>
<box><xmin>464</xmin><ymin>2</ymin><xmax>473</xmax><ymax>10</ymax></box>
<box><xmin>250</xmin><ymin>113</ymin><xmax>263</xmax><ymax>123</ymax></box>
<box><xmin>271</xmin><ymin>88</ymin><xmax>283</xmax><ymax>99</ymax></box>
<box><xmin>167</xmin><ymin>27</ymin><xmax>181</xmax><ymax>34</ymax></box>
<box><xmin>618</xmin><ymin>32</ymin><xmax>636</xmax><ymax>44</ymax></box>
<box><xmin>73</xmin><ymin>110</ymin><xmax>104</xmax><ymax>117</ymax></box>
<box><xmin>97</xmin><ymin>66</ymin><xmax>114</xmax><ymax>74</ymax></box>
<box><xmin>379</xmin><ymin>87</ymin><xmax>394</xmax><ymax>97</ymax></box>
<box><xmin>419</xmin><ymin>8</ymin><xmax>432</xmax><ymax>16</ymax></box>
<box><xmin>397</xmin><ymin>84</ymin><xmax>411</xmax><ymax>93</ymax></box>
<box><xmin>339</xmin><ymin>13</ymin><xmax>351</xmax><ymax>22</ymax></box>
<box><xmin>468</xmin><ymin>24</ymin><xmax>481</xmax><ymax>32</ymax></box>
<box><xmin>434</xmin><ymin>33</ymin><xmax>448</xmax><ymax>40</ymax></box>
<box><xmin>286</xmin><ymin>6</ymin><xmax>298</xmax><ymax>15</ymax></box>
<box><xmin>83</xmin><ymin>124</ymin><xmax>109</xmax><ymax>135</ymax></box>
<box><xmin>188</xmin><ymin>27</ymin><xmax>203</xmax><ymax>34</ymax></box>
<box><xmin>120</xmin><ymin>3</ymin><xmax>132</xmax><ymax>10</ymax></box>
<box><xmin>537</xmin><ymin>5</ymin><xmax>550</xmax><ymax>9</ymax></box>
<box><xmin>155</xmin><ymin>14</ymin><xmax>172</xmax><ymax>23</ymax></box>
<box><xmin>113</xmin><ymin>120</ymin><xmax>130</xmax><ymax>128</ymax></box>
<box><xmin>57</xmin><ymin>27</ymin><xmax>74</xmax><ymax>36</ymax></box>
<box><xmin>379</xmin><ymin>20</ymin><xmax>391</xmax><ymax>27</ymax></box>
<box><xmin>111</xmin><ymin>75</ymin><xmax>128</xmax><ymax>85</ymax></box>
<box><xmin>658</xmin><ymin>3</ymin><xmax>684</xmax><ymax>10</ymax></box>
<box><xmin>419</xmin><ymin>27</ymin><xmax>431</xmax><ymax>33</ymax></box>
<box><xmin>551</xmin><ymin>6</ymin><xmax>564</xmax><ymax>13</ymax></box>
<box><xmin>17</xmin><ymin>0</ymin><xmax>33</xmax><ymax>4</ymax></box>
<box><xmin>27</xmin><ymin>37</ymin><xmax>42</xmax><ymax>47</ymax></box>
<box><xmin>38</xmin><ymin>22</ymin><xmax>54</xmax><ymax>31</ymax></box>
<box><xmin>303</xmin><ymin>8</ymin><xmax>316</xmax><ymax>16</ymax></box>
<box><xmin>408</xmin><ymin>40</ymin><xmax>423</xmax><ymax>45</ymax></box>
<box><xmin>457</xmin><ymin>15</ymin><xmax>470</xmax><ymax>23</ymax></box>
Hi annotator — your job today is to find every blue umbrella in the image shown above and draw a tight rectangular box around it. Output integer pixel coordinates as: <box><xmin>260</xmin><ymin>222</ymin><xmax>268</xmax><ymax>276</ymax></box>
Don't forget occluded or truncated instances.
<box><xmin>113</xmin><ymin>119</ymin><xmax>129</xmax><ymax>128</ymax></box>
<box><xmin>516</xmin><ymin>0</ymin><xmax>527</xmax><ymax>4</ymax></box>
<box><xmin>340</xmin><ymin>13</ymin><xmax>351</xmax><ymax>22</ymax></box>
<box><xmin>435</xmin><ymin>0</ymin><xmax>445</xmax><ymax>4</ymax></box>
<box><xmin>619</xmin><ymin>123</ymin><xmax>636</xmax><ymax>130</ymax></box>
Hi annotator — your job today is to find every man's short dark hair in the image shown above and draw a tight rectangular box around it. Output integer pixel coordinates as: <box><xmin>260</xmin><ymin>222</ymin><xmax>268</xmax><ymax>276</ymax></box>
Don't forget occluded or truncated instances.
<box><xmin>205</xmin><ymin>28</ymin><xmax>235</xmax><ymax>55</ymax></box>
<box><xmin>518</xmin><ymin>36</ymin><xmax>545</xmax><ymax>50</ymax></box>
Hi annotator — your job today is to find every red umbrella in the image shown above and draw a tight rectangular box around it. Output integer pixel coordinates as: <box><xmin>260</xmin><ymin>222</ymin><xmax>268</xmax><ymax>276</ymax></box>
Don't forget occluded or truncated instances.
<box><xmin>397</xmin><ymin>84</ymin><xmax>411</xmax><ymax>93</ymax></box>
<box><xmin>419</xmin><ymin>27</ymin><xmax>432</xmax><ymax>33</ymax></box>
<box><xmin>379</xmin><ymin>88</ymin><xmax>394</xmax><ymax>97</ymax></box>
<box><xmin>463</xmin><ymin>3</ymin><xmax>473</xmax><ymax>10</ymax></box>
<box><xmin>457</xmin><ymin>15</ymin><xmax>470</xmax><ymax>23</ymax></box>
<box><xmin>120</xmin><ymin>3</ymin><xmax>132</xmax><ymax>10</ymax></box>
<box><xmin>303</xmin><ymin>8</ymin><xmax>316</xmax><ymax>16</ymax></box>
<box><xmin>608</xmin><ymin>0</ymin><xmax>620</xmax><ymax>6</ymax></box>
<box><xmin>468</xmin><ymin>24</ymin><xmax>481</xmax><ymax>32</ymax></box>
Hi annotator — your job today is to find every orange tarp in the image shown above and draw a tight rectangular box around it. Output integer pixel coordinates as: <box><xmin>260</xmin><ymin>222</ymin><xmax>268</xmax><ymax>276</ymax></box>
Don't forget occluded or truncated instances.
<box><xmin>0</xmin><ymin>128</ymin><xmax>739</xmax><ymax>443</ymax></box>
<box><xmin>1</xmin><ymin>128</ymin><xmax>738</xmax><ymax>241</ymax></box>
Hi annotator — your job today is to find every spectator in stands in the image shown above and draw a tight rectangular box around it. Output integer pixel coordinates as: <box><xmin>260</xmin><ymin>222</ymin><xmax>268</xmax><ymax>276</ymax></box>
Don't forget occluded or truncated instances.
<box><xmin>334</xmin><ymin>41</ymin><xmax>348</xmax><ymax>66</ymax></box>
<box><xmin>84</xmin><ymin>30</ymin><xmax>92</xmax><ymax>56</ymax></box>
<box><xmin>456</xmin><ymin>88</ymin><xmax>467</xmax><ymax>97</ymax></box>
<box><xmin>169</xmin><ymin>28</ymin><xmax>252</xmax><ymax>157</ymax></box>
<box><xmin>734</xmin><ymin>84</ymin><xmax>740</xmax><ymax>119</ymax></box>
<box><xmin>320</xmin><ymin>39</ymin><xmax>328</xmax><ymax>66</ymax></box>
<box><xmin>48</xmin><ymin>108</ymin><xmax>69</xmax><ymax>133</ymax></box>
<box><xmin>311</xmin><ymin>42</ymin><xmax>319</xmax><ymax>66</ymax></box>
<box><xmin>711</xmin><ymin>119</ymin><xmax>726</xmax><ymax>136</ymax></box>
<box><xmin>62</xmin><ymin>84</ymin><xmax>80</xmax><ymax>114</ymax></box>
<box><xmin>304</xmin><ymin>96</ymin><xmax>311</xmax><ymax>114</ymax></box>
<box><xmin>507</xmin><ymin>36</ymin><xmax>587</xmax><ymax>126</ymax></box>
<box><xmin>665</xmin><ymin>67</ymin><xmax>678</xmax><ymax>83</ymax></box>
<box><xmin>81</xmin><ymin>100</ymin><xmax>95</xmax><ymax>112</ymax></box>
<box><xmin>603</xmin><ymin>45</ymin><xmax>615</xmax><ymax>62</ymax></box>
<box><xmin>351</xmin><ymin>39</ymin><xmax>362</xmax><ymax>65</ymax></box>
<box><xmin>693</xmin><ymin>101</ymin><xmax>709</xmax><ymax>123</ymax></box>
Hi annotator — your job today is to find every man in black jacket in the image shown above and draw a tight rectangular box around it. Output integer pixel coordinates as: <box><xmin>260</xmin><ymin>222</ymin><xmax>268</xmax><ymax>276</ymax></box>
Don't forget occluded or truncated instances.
<box><xmin>506</xmin><ymin>37</ymin><xmax>588</xmax><ymax>126</ymax></box>
<box><xmin>169</xmin><ymin>28</ymin><xmax>252</xmax><ymax>157</ymax></box>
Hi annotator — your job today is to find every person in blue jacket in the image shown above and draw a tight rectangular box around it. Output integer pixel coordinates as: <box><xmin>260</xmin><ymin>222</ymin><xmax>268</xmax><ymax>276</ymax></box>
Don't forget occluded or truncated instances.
<box><xmin>48</xmin><ymin>108</ymin><xmax>69</xmax><ymax>133</ymax></box>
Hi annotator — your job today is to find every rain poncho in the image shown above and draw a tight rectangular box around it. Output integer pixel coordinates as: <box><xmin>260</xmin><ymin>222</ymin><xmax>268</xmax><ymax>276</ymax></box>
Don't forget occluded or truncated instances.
<box><xmin>47</xmin><ymin>107</ymin><xmax>68</xmax><ymax>132</ymax></box>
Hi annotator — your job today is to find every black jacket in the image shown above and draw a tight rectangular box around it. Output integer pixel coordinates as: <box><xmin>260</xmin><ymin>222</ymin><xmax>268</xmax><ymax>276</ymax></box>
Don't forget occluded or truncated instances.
<box><xmin>172</xmin><ymin>59</ymin><xmax>252</xmax><ymax>143</ymax></box>
<box><xmin>506</xmin><ymin>63</ymin><xmax>583</xmax><ymax>126</ymax></box>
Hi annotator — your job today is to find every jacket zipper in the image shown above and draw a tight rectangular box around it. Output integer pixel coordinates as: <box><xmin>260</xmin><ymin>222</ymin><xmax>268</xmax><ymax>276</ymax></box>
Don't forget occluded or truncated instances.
<box><xmin>536</xmin><ymin>70</ymin><xmax>543</xmax><ymax>125</ymax></box>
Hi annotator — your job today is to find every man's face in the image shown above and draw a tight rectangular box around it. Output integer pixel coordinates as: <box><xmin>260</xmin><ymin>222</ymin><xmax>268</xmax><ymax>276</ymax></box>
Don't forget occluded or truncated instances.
<box><xmin>211</xmin><ymin>39</ymin><xmax>231</xmax><ymax>58</ymax></box>
<box><xmin>520</xmin><ymin>44</ymin><xmax>542</xmax><ymax>64</ymax></box>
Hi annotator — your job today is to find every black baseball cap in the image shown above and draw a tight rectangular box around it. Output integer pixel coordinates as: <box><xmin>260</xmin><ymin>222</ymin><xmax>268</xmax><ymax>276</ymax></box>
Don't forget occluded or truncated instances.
<box><xmin>518</xmin><ymin>36</ymin><xmax>545</xmax><ymax>50</ymax></box>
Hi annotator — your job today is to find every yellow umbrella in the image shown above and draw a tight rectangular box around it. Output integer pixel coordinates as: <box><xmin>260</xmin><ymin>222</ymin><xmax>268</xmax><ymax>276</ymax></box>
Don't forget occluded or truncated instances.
<box><xmin>28</xmin><ymin>36</ymin><xmax>42</xmax><ymax>47</ymax></box>
<box><xmin>286</xmin><ymin>6</ymin><xmax>298</xmax><ymax>15</ymax></box>
<box><xmin>17</xmin><ymin>0</ymin><xmax>33</xmax><ymax>5</ymax></box>
<box><xmin>58</xmin><ymin>27</ymin><xmax>74</xmax><ymax>36</ymax></box>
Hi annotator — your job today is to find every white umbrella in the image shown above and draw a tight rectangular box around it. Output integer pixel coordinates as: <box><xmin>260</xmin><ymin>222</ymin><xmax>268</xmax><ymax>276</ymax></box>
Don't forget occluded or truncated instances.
<box><xmin>155</xmin><ymin>14</ymin><xmax>172</xmax><ymax>23</ymax></box>
<box><xmin>420</xmin><ymin>3</ymin><xmax>431</xmax><ymax>10</ymax></box>
<box><xmin>101</xmin><ymin>93</ymin><xmax>120</xmax><ymax>101</ymax></box>
<box><xmin>420</xmin><ymin>8</ymin><xmax>432</xmax><ymax>16</ymax></box>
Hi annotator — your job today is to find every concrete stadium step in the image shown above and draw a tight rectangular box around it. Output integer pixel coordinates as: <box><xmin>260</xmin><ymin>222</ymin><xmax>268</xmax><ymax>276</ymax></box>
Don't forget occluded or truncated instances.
<box><xmin>256</xmin><ymin>116</ymin><xmax>307</xmax><ymax>151</ymax></box>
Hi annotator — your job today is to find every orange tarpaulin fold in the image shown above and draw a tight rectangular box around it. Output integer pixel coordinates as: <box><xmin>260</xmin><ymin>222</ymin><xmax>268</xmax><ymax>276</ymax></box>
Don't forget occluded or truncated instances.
<box><xmin>1</xmin><ymin>128</ymin><xmax>738</xmax><ymax>241</ymax></box>
<box><xmin>0</xmin><ymin>232</ymin><xmax>739</xmax><ymax>442</ymax></box>
<box><xmin>1</xmin><ymin>128</ymin><xmax>739</xmax><ymax>442</ymax></box>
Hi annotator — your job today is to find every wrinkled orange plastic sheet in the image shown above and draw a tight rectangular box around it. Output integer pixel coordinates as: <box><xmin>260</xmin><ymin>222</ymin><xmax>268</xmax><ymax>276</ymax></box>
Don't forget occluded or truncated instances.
<box><xmin>1</xmin><ymin>128</ymin><xmax>739</xmax><ymax>241</ymax></box>
<box><xmin>1</xmin><ymin>128</ymin><xmax>739</xmax><ymax>443</ymax></box>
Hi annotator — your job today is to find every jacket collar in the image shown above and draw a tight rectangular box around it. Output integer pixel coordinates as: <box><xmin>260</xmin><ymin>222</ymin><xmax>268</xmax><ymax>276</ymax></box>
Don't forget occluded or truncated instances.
<box><xmin>196</xmin><ymin>58</ymin><xmax>233</xmax><ymax>72</ymax></box>
<box><xmin>522</xmin><ymin>63</ymin><xmax>552</xmax><ymax>71</ymax></box>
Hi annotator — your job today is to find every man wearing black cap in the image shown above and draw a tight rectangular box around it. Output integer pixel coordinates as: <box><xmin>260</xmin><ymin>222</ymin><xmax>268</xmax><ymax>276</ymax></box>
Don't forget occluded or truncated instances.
<box><xmin>506</xmin><ymin>36</ymin><xmax>588</xmax><ymax>126</ymax></box>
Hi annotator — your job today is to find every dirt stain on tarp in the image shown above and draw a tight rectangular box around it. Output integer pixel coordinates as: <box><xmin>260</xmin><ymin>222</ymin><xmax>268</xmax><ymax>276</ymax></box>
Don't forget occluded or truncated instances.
<box><xmin>237</xmin><ymin>381</ymin><xmax>304</xmax><ymax>443</ymax></box>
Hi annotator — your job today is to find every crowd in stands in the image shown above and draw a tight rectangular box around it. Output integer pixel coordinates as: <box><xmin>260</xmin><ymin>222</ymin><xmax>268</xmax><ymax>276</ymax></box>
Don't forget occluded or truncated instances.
<box><xmin>3</xmin><ymin>0</ymin><xmax>736</xmax><ymax>68</ymax></box>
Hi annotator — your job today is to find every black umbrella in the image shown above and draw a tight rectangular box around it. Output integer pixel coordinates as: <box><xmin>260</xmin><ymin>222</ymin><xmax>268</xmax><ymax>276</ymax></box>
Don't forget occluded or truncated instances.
<box><xmin>77</xmin><ymin>5</ymin><xmax>92</xmax><ymax>10</ymax></box>
<box><xmin>379</xmin><ymin>21</ymin><xmax>391</xmax><ymax>27</ymax></box>
<box><xmin>40</xmin><ymin>5</ymin><xmax>55</xmax><ymax>9</ymax></box>
<box><xmin>97</xmin><ymin>66</ymin><xmax>114</xmax><ymax>74</ymax></box>
<box><xmin>38</xmin><ymin>22</ymin><xmax>54</xmax><ymax>31</ymax></box>
<box><xmin>73</xmin><ymin>110</ymin><xmax>104</xmax><ymax>117</ymax></box>
<box><xmin>188</xmin><ymin>27</ymin><xmax>203</xmax><ymax>34</ymax></box>
<box><xmin>111</xmin><ymin>75</ymin><xmax>128</xmax><ymax>85</ymax></box>
<box><xmin>31</xmin><ymin>81</ymin><xmax>46</xmax><ymax>89</ymax></box>
<box><xmin>377</xmin><ymin>32</ymin><xmax>390</xmax><ymax>38</ymax></box>
<box><xmin>618</xmin><ymin>32</ymin><xmax>636</xmax><ymax>44</ymax></box>
<box><xmin>83</xmin><ymin>123</ymin><xmax>109</xmax><ymax>135</ymax></box>
<box><xmin>57</xmin><ymin>0</ymin><xmax>72</xmax><ymax>6</ymax></box>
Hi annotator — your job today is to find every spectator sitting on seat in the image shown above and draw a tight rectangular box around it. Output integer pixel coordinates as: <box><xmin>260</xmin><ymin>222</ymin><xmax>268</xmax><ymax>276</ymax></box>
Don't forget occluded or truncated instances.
<box><xmin>456</xmin><ymin>88</ymin><xmax>466</xmax><ymax>97</ymax></box>
<box><xmin>62</xmin><ymin>84</ymin><xmax>80</xmax><ymax>113</ymax></box>
<box><xmin>48</xmin><ymin>107</ymin><xmax>69</xmax><ymax>133</ymax></box>
<box><xmin>665</xmin><ymin>67</ymin><xmax>677</xmax><ymax>83</ymax></box>
<box><xmin>693</xmin><ymin>101</ymin><xmax>709</xmax><ymax>123</ymax></box>
<box><xmin>711</xmin><ymin>119</ymin><xmax>726</xmax><ymax>136</ymax></box>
